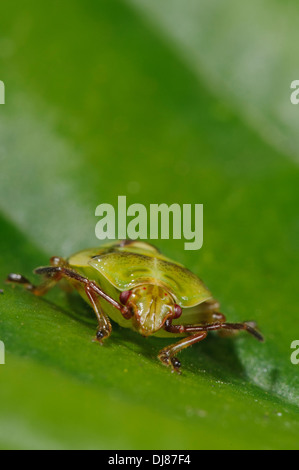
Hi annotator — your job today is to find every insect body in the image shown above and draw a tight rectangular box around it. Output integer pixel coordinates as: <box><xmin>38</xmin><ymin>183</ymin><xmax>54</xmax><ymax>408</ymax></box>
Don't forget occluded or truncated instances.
<box><xmin>7</xmin><ymin>240</ymin><xmax>263</xmax><ymax>372</ymax></box>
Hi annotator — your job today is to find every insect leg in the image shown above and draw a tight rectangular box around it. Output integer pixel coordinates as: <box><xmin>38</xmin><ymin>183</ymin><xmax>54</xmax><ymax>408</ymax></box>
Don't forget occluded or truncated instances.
<box><xmin>158</xmin><ymin>332</ymin><xmax>207</xmax><ymax>373</ymax></box>
<box><xmin>85</xmin><ymin>284</ymin><xmax>112</xmax><ymax>342</ymax></box>
<box><xmin>219</xmin><ymin>322</ymin><xmax>264</xmax><ymax>342</ymax></box>
<box><xmin>165</xmin><ymin>320</ymin><xmax>264</xmax><ymax>342</ymax></box>
<box><xmin>7</xmin><ymin>260</ymin><xmax>132</xmax><ymax>341</ymax></box>
<box><xmin>7</xmin><ymin>258</ymin><xmax>130</xmax><ymax>317</ymax></box>
<box><xmin>6</xmin><ymin>256</ymin><xmax>67</xmax><ymax>296</ymax></box>
<box><xmin>159</xmin><ymin>318</ymin><xmax>263</xmax><ymax>372</ymax></box>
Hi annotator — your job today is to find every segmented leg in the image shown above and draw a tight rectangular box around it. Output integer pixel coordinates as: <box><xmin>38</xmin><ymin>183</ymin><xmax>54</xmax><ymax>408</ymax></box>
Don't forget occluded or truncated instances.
<box><xmin>159</xmin><ymin>318</ymin><xmax>263</xmax><ymax>372</ymax></box>
<box><xmin>6</xmin><ymin>256</ymin><xmax>67</xmax><ymax>296</ymax></box>
<box><xmin>158</xmin><ymin>332</ymin><xmax>207</xmax><ymax>373</ymax></box>
<box><xmin>165</xmin><ymin>320</ymin><xmax>264</xmax><ymax>342</ymax></box>
<box><xmin>6</xmin><ymin>257</ymin><xmax>130</xmax><ymax>341</ymax></box>
<box><xmin>85</xmin><ymin>284</ymin><xmax>112</xmax><ymax>342</ymax></box>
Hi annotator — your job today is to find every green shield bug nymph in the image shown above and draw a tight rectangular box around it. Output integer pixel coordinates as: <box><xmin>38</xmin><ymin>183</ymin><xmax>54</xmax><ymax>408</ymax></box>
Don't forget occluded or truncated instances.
<box><xmin>6</xmin><ymin>240</ymin><xmax>263</xmax><ymax>372</ymax></box>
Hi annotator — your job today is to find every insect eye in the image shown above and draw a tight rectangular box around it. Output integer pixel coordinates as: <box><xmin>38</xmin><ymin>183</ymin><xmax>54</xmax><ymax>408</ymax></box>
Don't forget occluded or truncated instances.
<box><xmin>173</xmin><ymin>304</ymin><xmax>182</xmax><ymax>319</ymax></box>
<box><xmin>120</xmin><ymin>290</ymin><xmax>131</xmax><ymax>305</ymax></box>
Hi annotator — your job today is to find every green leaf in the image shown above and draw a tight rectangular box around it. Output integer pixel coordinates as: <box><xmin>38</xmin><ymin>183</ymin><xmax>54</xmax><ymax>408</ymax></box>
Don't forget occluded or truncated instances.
<box><xmin>0</xmin><ymin>0</ymin><xmax>298</xmax><ymax>450</ymax></box>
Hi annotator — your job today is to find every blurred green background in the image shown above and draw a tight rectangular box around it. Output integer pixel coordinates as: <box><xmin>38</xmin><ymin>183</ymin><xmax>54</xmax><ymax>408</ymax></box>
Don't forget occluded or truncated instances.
<box><xmin>0</xmin><ymin>0</ymin><xmax>299</xmax><ymax>450</ymax></box>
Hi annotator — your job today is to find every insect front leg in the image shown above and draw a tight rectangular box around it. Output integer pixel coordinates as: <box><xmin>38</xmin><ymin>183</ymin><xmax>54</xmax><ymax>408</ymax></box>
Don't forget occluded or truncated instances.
<box><xmin>158</xmin><ymin>332</ymin><xmax>207</xmax><ymax>373</ymax></box>
<box><xmin>6</xmin><ymin>256</ymin><xmax>68</xmax><ymax>296</ymax></box>
<box><xmin>8</xmin><ymin>259</ymin><xmax>131</xmax><ymax>343</ymax></box>
<box><xmin>159</xmin><ymin>317</ymin><xmax>264</xmax><ymax>372</ymax></box>
<box><xmin>85</xmin><ymin>285</ymin><xmax>112</xmax><ymax>343</ymax></box>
